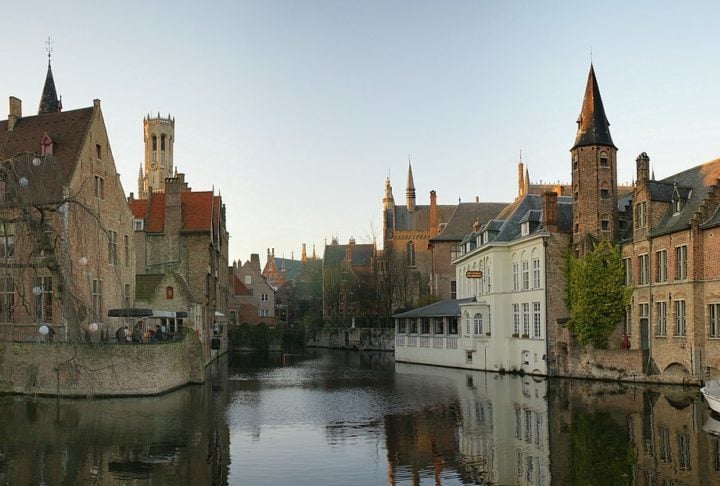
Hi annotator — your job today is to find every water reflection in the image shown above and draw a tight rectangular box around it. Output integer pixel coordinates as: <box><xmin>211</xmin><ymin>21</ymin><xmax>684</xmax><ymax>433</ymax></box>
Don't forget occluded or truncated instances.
<box><xmin>1</xmin><ymin>350</ymin><xmax>719</xmax><ymax>484</ymax></box>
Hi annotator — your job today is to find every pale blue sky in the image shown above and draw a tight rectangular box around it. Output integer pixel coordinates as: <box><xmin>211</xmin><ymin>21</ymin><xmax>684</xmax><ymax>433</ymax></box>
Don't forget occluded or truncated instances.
<box><xmin>2</xmin><ymin>1</ymin><xmax>720</xmax><ymax>266</ymax></box>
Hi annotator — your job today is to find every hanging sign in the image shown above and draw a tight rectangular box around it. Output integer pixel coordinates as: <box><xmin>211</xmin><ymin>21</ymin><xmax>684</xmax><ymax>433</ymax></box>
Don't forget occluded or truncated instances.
<box><xmin>465</xmin><ymin>270</ymin><xmax>483</xmax><ymax>278</ymax></box>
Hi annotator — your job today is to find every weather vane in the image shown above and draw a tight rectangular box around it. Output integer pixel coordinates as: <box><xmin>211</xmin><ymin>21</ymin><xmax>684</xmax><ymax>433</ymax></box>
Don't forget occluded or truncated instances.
<box><xmin>45</xmin><ymin>36</ymin><xmax>53</xmax><ymax>65</ymax></box>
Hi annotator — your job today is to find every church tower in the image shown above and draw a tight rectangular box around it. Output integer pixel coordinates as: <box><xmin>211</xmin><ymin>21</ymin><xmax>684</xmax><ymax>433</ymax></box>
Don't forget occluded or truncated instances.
<box><xmin>383</xmin><ymin>176</ymin><xmax>395</xmax><ymax>241</ymax></box>
<box><xmin>139</xmin><ymin>114</ymin><xmax>175</xmax><ymax>197</ymax></box>
<box><xmin>570</xmin><ymin>65</ymin><xmax>617</xmax><ymax>255</ymax></box>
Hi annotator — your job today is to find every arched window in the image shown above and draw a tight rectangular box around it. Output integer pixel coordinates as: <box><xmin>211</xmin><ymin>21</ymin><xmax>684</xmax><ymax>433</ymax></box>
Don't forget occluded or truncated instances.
<box><xmin>600</xmin><ymin>182</ymin><xmax>610</xmax><ymax>199</ymax></box>
<box><xmin>161</xmin><ymin>134</ymin><xmax>166</xmax><ymax>151</ymax></box>
<box><xmin>600</xmin><ymin>151</ymin><xmax>609</xmax><ymax>168</ymax></box>
<box><xmin>152</xmin><ymin>135</ymin><xmax>157</xmax><ymax>151</ymax></box>
<box><xmin>473</xmin><ymin>313</ymin><xmax>483</xmax><ymax>335</ymax></box>
<box><xmin>601</xmin><ymin>214</ymin><xmax>610</xmax><ymax>232</ymax></box>
<box><xmin>406</xmin><ymin>241</ymin><xmax>416</xmax><ymax>267</ymax></box>
<box><xmin>464</xmin><ymin>311</ymin><xmax>471</xmax><ymax>335</ymax></box>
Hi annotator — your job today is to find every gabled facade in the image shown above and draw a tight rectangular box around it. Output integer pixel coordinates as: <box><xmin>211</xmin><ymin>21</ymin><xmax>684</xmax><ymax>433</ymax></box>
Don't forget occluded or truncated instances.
<box><xmin>395</xmin><ymin>192</ymin><xmax>571</xmax><ymax>374</ymax></box>
<box><xmin>0</xmin><ymin>61</ymin><xmax>134</xmax><ymax>342</ymax></box>
<box><xmin>229</xmin><ymin>254</ymin><xmax>277</xmax><ymax>325</ymax></box>
<box><xmin>129</xmin><ymin>172</ymin><xmax>228</xmax><ymax>360</ymax></box>
<box><xmin>322</xmin><ymin>238</ymin><xmax>377</xmax><ymax>324</ymax></box>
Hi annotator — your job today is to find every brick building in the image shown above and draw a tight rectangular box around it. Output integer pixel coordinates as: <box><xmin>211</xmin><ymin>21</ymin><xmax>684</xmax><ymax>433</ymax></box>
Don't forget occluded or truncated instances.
<box><xmin>322</xmin><ymin>238</ymin><xmax>377</xmax><ymax>324</ymax></box>
<box><xmin>129</xmin><ymin>172</ymin><xmax>228</xmax><ymax>361</ymax></box>
<box><xmin>0</xmin><ymin>58</ymin><xmax>135</xmax><ymax>342</ymax></box>
<box><xmin>229</xmin><ymin>254</ymin><xmax>277</xmax><ymax>326</ymax></box>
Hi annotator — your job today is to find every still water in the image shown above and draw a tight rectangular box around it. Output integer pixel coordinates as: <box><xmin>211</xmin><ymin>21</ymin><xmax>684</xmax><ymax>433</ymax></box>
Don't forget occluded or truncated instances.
<box><xmin>0</xmin><ymin>349</ymin><xmax>718</xmax><ymax>485</ymax></box>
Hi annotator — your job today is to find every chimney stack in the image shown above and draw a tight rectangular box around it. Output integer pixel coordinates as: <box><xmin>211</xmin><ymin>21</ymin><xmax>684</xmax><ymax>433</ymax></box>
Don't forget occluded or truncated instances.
<box><xmin>8</xmin><ymin>97</ymin><xmax>21</xmax><ymax>131</ymax></box>
<box><xmin>543</xmin><ymin>192</ymin><xmax>558</xmax><ymax>233</ymax></box>
<box><xmin>429</xmin><ymin>190</ymin><xmax>439</xmax><ymax>237</ymax></box>
<box><xmin>636</xmin><ymin>152</ymin><xmax>650</xmax><ymax>183</ymax></box>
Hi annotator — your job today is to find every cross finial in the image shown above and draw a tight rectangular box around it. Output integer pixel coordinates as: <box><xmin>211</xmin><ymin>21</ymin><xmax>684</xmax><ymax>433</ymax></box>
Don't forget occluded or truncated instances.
<box><xmin>45</xmin><ymin>36</ymin><xmax>54</xmax><ymax>66</ymax></box>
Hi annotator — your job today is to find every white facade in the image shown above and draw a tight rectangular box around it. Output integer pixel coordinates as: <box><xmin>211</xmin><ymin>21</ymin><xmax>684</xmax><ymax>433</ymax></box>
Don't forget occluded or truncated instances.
<box><xmin>395</xmin><ymin>231</ymin><xmax>550</xmax><ymax>375</ymax></box>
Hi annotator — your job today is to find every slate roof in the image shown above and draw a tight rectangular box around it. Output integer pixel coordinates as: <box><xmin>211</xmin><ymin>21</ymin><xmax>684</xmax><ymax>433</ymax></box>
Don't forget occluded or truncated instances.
<box><xmin>129</xmin><ymin>191</ymin><xmax>221</xmax><ymax>233</ymax></box>
<box><xmin>650</xmin><ymin>157</ymin><xmax>720</xmax><ymax>235</ymax></box>
<box><xmin>0</xmin><ymin>107</ymin><xmax>95</xmax><ymax>200</ymax></box>
<box><xmin>460</xmin><ymin>194</ymin><xmax>572</xmax><ymax>249</ymax></box>
<box><xmin>323</xmin><ymin>243</ymin><xmax>375</xmax><ymax>266</ymax></box>
<box><xmin>393</xmin><ymin>297</ymin><xmax>476</xmax><ymax>318</ymax></box>
<box><xmin>392</xmin><ymin>204</ymin><xmax>456</xmax><ymax>232</ymax></box>
<box><xmin>273</xmin><ymin>257</ymin><xmax>304</xmax><ymax>281</ymax></box>
<box><xmin>572</xmin><ymin>65</ymin><xmax>615</xmax><ymax>149</ymax></box>
<box><xmin>38</xmin><ymin>63</ymin><xmax>61</xmax><ymax>114</ymax></box>
<box><xmin>431</xmin><ymin>202</ymin><xmax>508</xmax><ymax>242</ymax></box>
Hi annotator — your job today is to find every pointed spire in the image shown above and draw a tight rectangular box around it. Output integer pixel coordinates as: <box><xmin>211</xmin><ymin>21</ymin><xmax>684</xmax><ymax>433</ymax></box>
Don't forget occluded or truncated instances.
<box><xmin>38</xmin><ymin>37</ymin><xmax>61</xmax><ymax>115</ymax></box>
<box><xmin>406</xmin><ymin>158</ymin><xmax>416</xmax><ymax>211</ymax></box>
<box><xmin>572</xmin><ymin>64</ymin><xmax>614</xmax><ymax>149</ymax></box>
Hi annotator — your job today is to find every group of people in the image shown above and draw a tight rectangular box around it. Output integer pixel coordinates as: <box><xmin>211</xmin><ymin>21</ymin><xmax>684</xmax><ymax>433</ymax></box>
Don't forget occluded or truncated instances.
<box><xmin>115</xmin><ymin>322</ymin><xmax>169</xmax><ymax>344</ymax></box>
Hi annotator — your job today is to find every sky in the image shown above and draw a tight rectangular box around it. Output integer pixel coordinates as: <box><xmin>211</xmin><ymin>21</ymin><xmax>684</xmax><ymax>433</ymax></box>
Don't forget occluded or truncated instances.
<box><xmin>2</xmin><ymin>1</ymin><xmax>720</xmax><ymax>268</ymax></box>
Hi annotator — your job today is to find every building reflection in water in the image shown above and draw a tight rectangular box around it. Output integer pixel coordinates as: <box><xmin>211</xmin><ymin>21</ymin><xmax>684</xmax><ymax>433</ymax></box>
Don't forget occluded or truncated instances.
<box><xmin>0</xmin><ymin>356</ymin><xmax>231</xmax><ymax>485</ymax></box>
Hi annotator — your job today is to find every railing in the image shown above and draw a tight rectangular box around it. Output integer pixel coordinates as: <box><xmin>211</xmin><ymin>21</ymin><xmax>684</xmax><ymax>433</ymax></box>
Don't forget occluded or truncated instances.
<box><xmin>407</xmin><ymin>335</ymin><xmax>417</xmax><ymax>347</ymax></box>
<box><xmin>432</xmin><ymin>337</ymin><xmax>444</xmax><ymax>348</ymax></box>
<box><xmin>447</xmin><ymin>336</ymin><xmax>459</xmax><ymax>349</ymax></box>
<box><xmin>419</xmin><ymin>336</ymin><xmax>431</xmax><ymax>347</ymax></box>
<box><xmin>396</xmin><ymin>334</ymin><xmax>405</xmax><ymax>346</ymax></box>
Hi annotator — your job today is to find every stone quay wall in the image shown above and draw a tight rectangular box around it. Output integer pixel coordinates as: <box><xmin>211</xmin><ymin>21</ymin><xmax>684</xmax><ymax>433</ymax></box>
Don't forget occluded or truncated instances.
<box><xmin>0</xmin><ymin>334</ymin><xmax>206</xmax><ymax>397</ymax></box>
<box><xmin>306</xmin><ymin>328</ymin><xmax>395</xmax><ymax>351</ymax></box>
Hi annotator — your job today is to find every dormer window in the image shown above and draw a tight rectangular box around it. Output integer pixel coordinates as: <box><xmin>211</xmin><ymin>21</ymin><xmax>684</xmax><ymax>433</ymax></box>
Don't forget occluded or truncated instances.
<box><xmin>521</xmin><ymin>222</ymin><xmax>530</xmax><ymax>236</ymax></box>
<box><xmin>482</xmin><ymin>231</ymin><xmax>489</xmax><ymax>244</ymax></box>
<box><xmin>672</xmin><ymin>186</ymin><xmax>684</xmax><ymax>214</ymax></box>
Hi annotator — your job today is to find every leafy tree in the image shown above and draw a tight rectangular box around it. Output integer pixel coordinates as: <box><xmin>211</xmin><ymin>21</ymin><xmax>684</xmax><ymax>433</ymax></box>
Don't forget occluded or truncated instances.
<box><xmin>564</xmin><ymin>241</ymin><xmax>632</xmax><ymax>348</ymax></box>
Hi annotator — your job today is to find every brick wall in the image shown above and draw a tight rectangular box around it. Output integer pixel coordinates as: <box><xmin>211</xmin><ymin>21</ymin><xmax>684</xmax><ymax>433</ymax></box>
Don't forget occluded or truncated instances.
<box><xmin>0</xmin><ymin>334</ymin><xmax>205</xmax><ymax>396</ymax></box>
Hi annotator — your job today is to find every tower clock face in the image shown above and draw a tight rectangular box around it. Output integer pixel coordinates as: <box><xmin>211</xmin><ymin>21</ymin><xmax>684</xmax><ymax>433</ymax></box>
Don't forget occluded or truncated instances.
<box><xmin>150</xmin><ymin>162</ymin><xmax>158</xmax><ymax>170</ymax></box>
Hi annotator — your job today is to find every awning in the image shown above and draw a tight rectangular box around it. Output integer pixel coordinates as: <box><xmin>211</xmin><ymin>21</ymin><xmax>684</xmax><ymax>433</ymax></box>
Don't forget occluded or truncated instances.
<box><xmin>108</xmin><ymin>308</ymin><xmax>188</xmax><ymax>318</ymax></box>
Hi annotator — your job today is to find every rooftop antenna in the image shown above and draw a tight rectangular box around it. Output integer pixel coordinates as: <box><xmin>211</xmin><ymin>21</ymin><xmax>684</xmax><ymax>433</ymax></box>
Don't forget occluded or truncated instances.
<box><xmin>45</xmin><ymin>36</ymin><xmax>53</xmax><ymax>67</ymax></box>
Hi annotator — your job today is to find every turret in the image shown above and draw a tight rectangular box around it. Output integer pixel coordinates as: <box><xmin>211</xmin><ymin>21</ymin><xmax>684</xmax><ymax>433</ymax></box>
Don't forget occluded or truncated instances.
<box><xmin>406</xmin><ymin>162</ymin><xmax>416</xmax><ymax>212</ymax></box>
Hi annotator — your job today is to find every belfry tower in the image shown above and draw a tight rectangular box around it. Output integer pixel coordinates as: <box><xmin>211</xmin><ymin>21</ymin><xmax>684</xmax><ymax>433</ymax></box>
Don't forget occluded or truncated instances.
<box><xmin>139</xmin><ymin>114</ymin><xmax>175</xmax><ymax>198</ymax></box>
<box><xmin>570</xmin><ymin>65</ymin><xmax>618</xmax><ymax>255</ymax></box>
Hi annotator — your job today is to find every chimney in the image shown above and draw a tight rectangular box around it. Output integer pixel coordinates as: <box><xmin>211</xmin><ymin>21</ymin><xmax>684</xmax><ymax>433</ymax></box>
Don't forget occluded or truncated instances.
<box><xmin>517</xmin><ymin>161</ymin><xmax>525</xmax><ymax>197</ymax></box>
<box><xmin>8</xmin><ymin>97</ymin><xmax>21</xmax><ymax>131</ymax></box>
<box><xmin>250</xmin><ymin>253</ymin><xmax>260</xmax><ymax>271</ymax></box>
<box><xmin>429</xmin><ymin>190</ymin><xmax>439</xmax><ymax>237</ymax></box>
<box><xmin>543</xmin><ymin>192</ymin><xmax>558</xmax><ymax>233</ymax></box>
<box><xmin>636</xmin><ymin>152</ymin><xmax>650</xmax><ymax>183</ymax></box>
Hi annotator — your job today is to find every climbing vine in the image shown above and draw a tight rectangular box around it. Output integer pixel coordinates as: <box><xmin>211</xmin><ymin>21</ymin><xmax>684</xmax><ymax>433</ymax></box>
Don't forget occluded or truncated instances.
<box><xmin>563</xmin><ymin>241</ymin><xmax>632</xmax><ymax>348</ymax></box>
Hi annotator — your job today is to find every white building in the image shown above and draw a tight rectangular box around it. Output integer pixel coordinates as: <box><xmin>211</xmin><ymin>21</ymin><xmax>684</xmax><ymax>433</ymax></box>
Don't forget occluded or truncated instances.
<box><xmin>395</xmin><ymin>192</ymin><xmax>571</xmax><ymax>376</ymax></box>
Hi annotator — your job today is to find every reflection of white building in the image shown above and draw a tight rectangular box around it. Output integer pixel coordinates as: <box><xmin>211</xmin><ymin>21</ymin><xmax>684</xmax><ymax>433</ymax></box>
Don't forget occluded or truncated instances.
<box><xmin>394</xmin><ymin>363</ymin><xmax>551</xmax><ymax>485</ymax></box>
<box><xmin>395</xmin><ymin>192</ymin><xmax>571</xmax><ymax>375</ymax></box>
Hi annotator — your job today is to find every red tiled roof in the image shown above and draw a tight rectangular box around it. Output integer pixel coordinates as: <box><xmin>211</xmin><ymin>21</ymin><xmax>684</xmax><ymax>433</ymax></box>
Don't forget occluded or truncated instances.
<box><xmin>232</xmin><ymin>275</ymin><xmax>250</xmax><ymax>295</ymax></box>
<box><xmin>137</xmin><ymin>191</ymin><xmax>221</xmax><ymax>233</ymax></box>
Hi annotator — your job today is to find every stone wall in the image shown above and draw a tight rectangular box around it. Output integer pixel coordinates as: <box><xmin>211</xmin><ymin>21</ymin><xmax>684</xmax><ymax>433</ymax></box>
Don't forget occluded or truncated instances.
<box><xmin>560</xmin><ymin>345</ymin><xmax>681</xmax><ymax>383</ymax></box>
<box><xmin>0</xmin><ymin>333</ymin><xmax>205</xmax><ymax>397</ymax></box>
<box><xmin>306</xmin><ymin>328</ymin><xmax>394</xmax><ymax>351</ymax></box>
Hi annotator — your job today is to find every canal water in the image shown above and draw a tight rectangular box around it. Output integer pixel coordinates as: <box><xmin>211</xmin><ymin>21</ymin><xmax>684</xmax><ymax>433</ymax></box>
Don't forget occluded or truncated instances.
<box><xmin>0</xmin><ymin>349</ymin><xmax>717</xmax><ymax>485</ymax></box>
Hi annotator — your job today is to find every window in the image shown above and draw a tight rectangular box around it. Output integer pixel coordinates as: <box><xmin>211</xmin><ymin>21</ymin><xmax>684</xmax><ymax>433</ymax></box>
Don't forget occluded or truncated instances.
<box><xmin>522</xmin><ymin>303</ymin><xmax>530</xmax><ymax>336</ymax></box>
<box><xmin>33</xmin><ymin>277</ymin><xmax>52</xmax><ymax>323</ymax></box>
<box><xmin>95</xmin><ymin>143</ymin><xmax>102</xmax><ymax>159</ymax></box>
<box><xmin>464</xmin><ymin>312</ymin><xmax>471</xmax><ymax>335</ymax></box>
<box><xmin>521</xmin><ymin>260</ymin><xmax>529</xmax><ymax>290</ymax></box>
<box><xmin>656</xmin><ymin>250</ymin><xmax>667</xmax><ymax>282</ymax></box>
<box><xmin>657</xmin><ymin>301</ymin><xmax>667</xmax><ymax>336</ymax></box>
<box><xmin>639</xmin><ymin>302</ymin><xmax>649</xmax><ymax>328</ymax></box>
<box><xmin>133</xmin><ymin>219</ymin><xmax>144</xmax><ymax>231</ymax></box>
<box><xmin>161</xmin><ymin>134</ymin><xmax>166</xmax><ymax>151</ymax></box>
<box><xmin>639</xmin><ymin>254</ymin><xmax>648</xmax><ymax>285</ymax></box>
<box><xmin>0</xmin><ymin>276</ymin><xmax>14</xmax><ymax>322</ymax></box>
<box><xmin>466</xmin><ymin>351</ymin><xmax>473</xmax><ymax>364</ymax></box>
<box><xmin>635</xmin><ymin>201</ymin><xmax>647</xmax><ymax>228</ymax></box>
<box><xmin>421</xmin><ymin>317</ymin><xmax>431</xmax><ymax>334</ymax></box>
<box><xmin>601</xmin><ymin>186</ymin><xmax>610</xmax><ymax>199</ymax></box>
<box><xmin>676</xmin><ymin>245</ymin><xmax>688</xmax><ymax>280</ymax></box>
<box><xmin>521</xmin><ymin>222</ymin><xmax>530</xmax><ymax>236</ymax></box>
<box><xmin>659</xmin><ymin>427</ymin><xmax>671</xmax><ymax>463</ymax></box>
<box><xmin>398</xmin><ymin>319</ymin><xmax>407</xmax><ymax>333</ymax></box>
<box><xmin>166</xmin><ymin>286</ymin><xmax>174</xmax><ymax>300</ymax></box>
<box><xmin>433</xmin><ymin>317</ymin><xmax>444</xmax><ymax>335</ymax></box>
<box><xmin>92</xmin><ymin>279</ymin><xmax>103</xmax><ymax>318</ymax></box>
<box><xmin>448</xmin><ymin>317</ymin><xmax>458</xmax><ymax>335</ymax></box>
<box><xmin>260</xmin><ymin>308</ymin><xmax>269</xmax><ymax>317</ymax></box>
<box><xmin>108</xmin><ymin>230</ymin><xmax>117</xmax><ymax>265</ymax></box>
<box><xmin>532</xmin><ymin>258</ymin><xmax>540</xmax><ymax>289</ymax></box>
<box><xmin>513</xmin><ymin>304</ymin><xmax>520</xmax><ymax>335</ymax></box>
<box><xmin>0</xmin><ymin>222</ymin><xmax>15</xmax><ymax>259</ymax></box>
<box><xmin>678</xmin><ymin>433</ymin><xmax>691</xmax><ymax>470</ymax></box>
<box><xmin>261</xmin><ymin>293</ymin><xmax>268</xmax><ymax>302</ymax></box>
<box><xmin>244</xmin><ymin>275</ymin><xmax>251</xmax><ymax>285</ymax></box>
<box><xmin>409</xmin><ymin>318</ymin><xmax>417</xmax><ymax>334</ymax></box>
<box><xmin>94</xmin><ymin>175</ymin><xmax>104</xmax><ymax>199</ymax></box>
<box><xmin>674</xmin><ymin>300</ymin><xmax>686</xmax><ymax>336</ymax></box>
<box><xmin>623</xmin><ymin>258</ymin><xmax>632</xmax><ymax>285</ymax></box>
<box><xmin>121</xmin><ymin>235</ymin><xmax>129</xmax><ymax>267</ymax></box>
<box><xmin>406</xmin><ymin>241</ymin><xmax>415</xmax><ymax>267</ymax></box>
<box><xmin>473</xmin><ymin>313</ymin><xmax>483</xmax><ymax>335</ymax></box>
<box><xmin>152</xmin><ymin>135</ymin><xmax>157</xmax><ymax>151</ymax></box>
<box><xmin>601</xmin><ymin>216</ymin><xmax>609</xmax><ymax>231</ymax></box>
<box><xmin>710</xmin><ymin>303</ymin><xmax>720</xmax><ymax>338</ymax></box>
<box><xmin>450</xmin><ymin>280</ymin><xmax>456</xmax><ymax>300</ymax></box>
<box><xmin>532</xmin><ymin>302</ymin><xmax>541</xmax><ymax>338</ymax></box>
<box><xmin>600</xmin><ymin>151</ymin><xmax>609</xmax><ymax>167</ymax></box>
<box><xmin>512</xmin><ymin>262</ymin><xmax>520</xmax><ymax>291</ymax></box>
